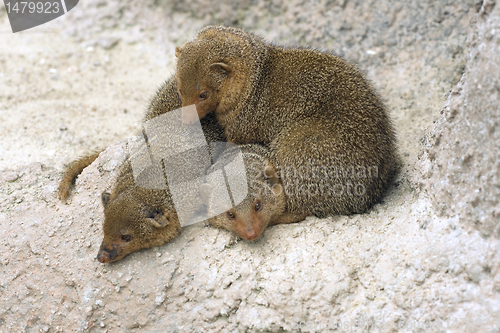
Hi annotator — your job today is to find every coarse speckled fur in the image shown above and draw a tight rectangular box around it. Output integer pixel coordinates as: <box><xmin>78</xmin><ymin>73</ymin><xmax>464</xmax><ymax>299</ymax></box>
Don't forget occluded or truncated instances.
<box><xmin>175</xmin><ymin>26</ymin><xmax>398</xmax><ymax>217</ymax></box>
<box><xmin>58</xmin><ymin>152</ymin><xmax>102</xmax><ymax>201</ymax></box>
<box><xmin>59</xmin><ymin>76</ymin><xmax>226</xmax><ymax>263</ymax></box>
<box><xmin>203</xmin><ymin>143</ymin><xmax>306</xmax><ymax>241</ymax></box>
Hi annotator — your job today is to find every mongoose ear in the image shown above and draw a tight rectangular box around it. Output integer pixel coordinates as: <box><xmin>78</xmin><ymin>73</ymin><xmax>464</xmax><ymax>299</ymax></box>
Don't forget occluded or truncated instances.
<box><xmin>101</xmin><ymin>192</ymin><xmax>111</xmax><ymax>208</ymax></box>
<box><xmin>175</xmin><ymin>46</ymin><xmax>182</xmax><ymax>58</ymax></box>
<box><xmin>264</xmin><ymin>164</ymin><xmax>282</xmax><ymax>195</ymax></box>
<box><xmin>264</xmin><ymin>165</ymin><xmax>279</xmax><ymax>184</ymax></box>
<box><xmin>143</xmin><ymin>206</ymin><xmax>170</xmax><ymax>228</ymax></box>
<box><xmin>149</xmin><ymin>215</ymin><xmax>170</xmax><ymax>228</ymax></box>
<box><xmin>209</xmin><ymin>62</ymin><xmax>232</xmax><ymax>76</ymax></box>
<box><xmin>199</xmin><ymin>183</ymin><xmax>214</xmax><ymax>204</ymax></box>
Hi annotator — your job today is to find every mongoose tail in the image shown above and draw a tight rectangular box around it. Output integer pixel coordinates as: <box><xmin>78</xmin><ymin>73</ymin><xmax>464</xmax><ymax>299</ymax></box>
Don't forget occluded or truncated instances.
<box><xmin>58</xmin><ymin>151</ymin><xmax>102</xmax><ymax>201</ymax></box>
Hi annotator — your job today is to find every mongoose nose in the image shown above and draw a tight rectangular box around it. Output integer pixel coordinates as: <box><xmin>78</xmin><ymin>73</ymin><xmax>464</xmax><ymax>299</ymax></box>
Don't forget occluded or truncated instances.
<box><xmin>96</xmin><ymin>251</ymin><xmax>110</xmax><ymax>263</ymax></box>
<box><xmin>96</xmin><ymin>242</ymin><xmax>112</xmax><ymax>263</ymax></box>
<box><xmin>244</xmin><ymin>228</ymin><xmax>259</xmax><ymax>240</ymax></box>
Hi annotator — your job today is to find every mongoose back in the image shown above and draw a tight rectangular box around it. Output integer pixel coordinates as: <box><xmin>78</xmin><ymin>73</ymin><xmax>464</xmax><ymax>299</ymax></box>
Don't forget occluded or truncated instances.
<box><xmin>59</xmin><ymin>76</ymin><xmax>226</xmax><ymax>263</ymax></box>
<box><xmin>202</xmin><ymin>144</ymin><xmax>306</xmax><ymax>240</ymax></box>
<box><xmin>175</xmin><ymin>26</ymin><xmax>398</xmax><ymax>217</ymax></box>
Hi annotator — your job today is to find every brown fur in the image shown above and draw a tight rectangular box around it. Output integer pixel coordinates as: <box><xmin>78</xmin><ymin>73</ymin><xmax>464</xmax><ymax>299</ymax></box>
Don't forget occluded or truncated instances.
<box><xmin>58</xmin><ymin>152</ymin><xmax>102</xmax><ymax>201</ymax></box>
<box><xmin>202</xmin><ymin>144</ymin><xmax>306</xmax><ymax>241</ymax></box>
<box><xmin>175</xmin><ymin>26</ymin><xmax>398</xmax><ymax>218</ymax></box>
<box><xmin>59</xmin><ymin>76</ymin><xmax>226</xmax><ymax>263</ymax></box>
<box><xmin>97</xmin><ymin>159</ymin><xmax>179</xmax><ymax>263</ymax></box>
<box><xmin>97</xmin><ymin>77</ymin><xmax>225</xmax><ymax>263</ymax></box>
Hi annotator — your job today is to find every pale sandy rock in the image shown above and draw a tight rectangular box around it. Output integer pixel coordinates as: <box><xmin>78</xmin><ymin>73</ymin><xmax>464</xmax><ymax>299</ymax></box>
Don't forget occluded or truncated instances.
<box><xmin>419</xmin><ymin>0</ymin><xmax>500</xmax><ymax>237</ymax></box>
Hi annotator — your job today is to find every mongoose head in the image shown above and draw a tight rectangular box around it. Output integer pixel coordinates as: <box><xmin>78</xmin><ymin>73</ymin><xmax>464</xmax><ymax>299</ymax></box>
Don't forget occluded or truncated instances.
<box><xmin>202</xmin><ymin>145</ymin><xmax>286</xmax><ymax>241</ymax></box>
<box><xmin>174</xmin><ymin>26</ymin><xmax>267</xmax><ymax>125</ymax></box>
<box><xmin>97</xmin><ymin>189</ymin><xmax>181</xmax><ymax>263</ymax></box>
<box><xmin>220</xmin><ymin>180</ymin><xmax>284</xmax><ymax>241</ymax></box>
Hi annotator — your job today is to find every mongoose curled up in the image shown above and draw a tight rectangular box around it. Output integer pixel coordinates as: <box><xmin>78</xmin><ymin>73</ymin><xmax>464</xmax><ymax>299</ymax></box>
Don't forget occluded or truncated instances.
<box><xmin>59</xmin><ymin>76</ymin><xmax>226</xmax><ymax>263</ymax></box>
<box><xmin>202</xmin><ymin>143</ymin><xmax>306</xmax><ymax>241</ymax></box>
<box><xmin>175</xmin><ymin>26</ymin><xmax>398</xmax><ymax>217</ymax></box>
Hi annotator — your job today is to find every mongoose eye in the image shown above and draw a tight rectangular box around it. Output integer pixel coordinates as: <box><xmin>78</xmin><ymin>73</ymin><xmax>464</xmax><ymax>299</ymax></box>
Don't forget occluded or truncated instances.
<box><xmin>121</xmin><ymin>235</ymin><xmax>132</xmax><ymax>242</ymax></box>
<box><xmin>254</xmin><ymin>201</ymin><xmax>262</xmax><ymax>211</ymax></box>
<box><xmin>199</xmin><ymin>91</ymin><xmax>209</xmax><ymax>100</ymax></box>
<box><xmin>227</xmin><ymin>211</ymin><xmax>236</xmax><ymax>219</ymax></box>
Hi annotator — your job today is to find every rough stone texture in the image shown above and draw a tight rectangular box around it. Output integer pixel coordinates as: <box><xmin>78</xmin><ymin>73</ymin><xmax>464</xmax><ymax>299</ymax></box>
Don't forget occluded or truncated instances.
<box><xmin>420</xmin><ymin>0</ymin><xmax>500</xmax><ymax>237</ymax></box>
<box><xmin>1</xmin><ymin>0</ymin><xmax>500</xmax><ymax>332</ymax></box>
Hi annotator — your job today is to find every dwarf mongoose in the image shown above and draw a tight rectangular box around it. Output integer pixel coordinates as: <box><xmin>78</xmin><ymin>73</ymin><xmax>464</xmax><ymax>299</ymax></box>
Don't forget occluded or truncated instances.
<box><xmin>59</xmin><ymin>76</ymin><xmax>226</xmax><ymax>263</ymax></box>
<box><xmin>202</xmin><ymin>143</ymin><xmax>306</xmax><ymax>241</ymax></box>
<box><xmin>175</xmin><ymin>26</ymin><xmax>397</xmax><ymax>217</ymax></box>
<box><xmin>97</xmin><ymin>158</ymin><xmax>179</xmax><ymax>263</ymax></box>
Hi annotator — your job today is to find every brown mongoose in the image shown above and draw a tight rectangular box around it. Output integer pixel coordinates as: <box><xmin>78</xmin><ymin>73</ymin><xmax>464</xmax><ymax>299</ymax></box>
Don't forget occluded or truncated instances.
<box><xmin>58</xmin><ymin>76</ymin><xmax>226</xmax><ymax>263</ymax></box>
<box><xmin>175</xmin><ymin>26</ymin><xmax>398</xmax><ymax>218</ymax></box>
<box><xmin>201</xmin><ymin>143</ymin><xmax>306</xmax><ymax>241</ymax></box>
<box><xmin>99</xmin><ymin>79</ymin><xmax>226</xmax><ymax>263</ymax></box>
<box><xmin>97</xmin><ymin>157</ymin><xmax>179</xmax><ymax>263</ymax></box>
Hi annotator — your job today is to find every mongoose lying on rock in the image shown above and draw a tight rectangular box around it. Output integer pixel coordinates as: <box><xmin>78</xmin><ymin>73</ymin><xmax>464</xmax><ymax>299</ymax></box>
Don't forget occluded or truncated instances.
<box><xmin>98</xmin><ymin>110</ymin><xmax>226</xmax><ymax>263</ymax></box>
<box><xmin>59</xmin><ymin>77</ymin><xmax>226</xmax><ymax>263</ymax></box>
<box><xmin>202</xmin><ymin>143</ymin><xmax>306</xmax><ymax>241</ymax></box>
<box><xmin>61</xmin><ymin>25</ymin><xmax>398</xmax><ymax>260</ymax></box>
<box><xmin>175</xmin><ymin>26</ymin><xmax>398</xmax><ymax>218</ymax></box>
<box><xmin>97</xmin><ymin>158</ymin><xmax>178</xmax><ymax>263</ymax></box>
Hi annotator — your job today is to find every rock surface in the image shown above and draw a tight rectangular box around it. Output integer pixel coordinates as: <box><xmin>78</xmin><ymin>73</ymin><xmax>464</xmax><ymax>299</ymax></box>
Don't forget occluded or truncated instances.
<box><xmin>1</xmin><ymin>0</ymin><xmax>499</xmax><ymax>332</ymax></box>
<box><xmin>420</xmin><ymin>0</ymin><xmax>500</xmax><ymax>238</ymax></box>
